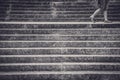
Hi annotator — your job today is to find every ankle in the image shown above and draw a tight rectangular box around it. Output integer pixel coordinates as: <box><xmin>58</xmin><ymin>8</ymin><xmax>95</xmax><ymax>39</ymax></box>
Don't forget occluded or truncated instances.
<box><xmin>105</xmin><ymin>19</ymin><xmax>109</xmax><ymax>21</ymax></box>
<box><xmin>90</xmin><ymin>15</ymin><xmax>94</xmax><ymax>18</ymax></box>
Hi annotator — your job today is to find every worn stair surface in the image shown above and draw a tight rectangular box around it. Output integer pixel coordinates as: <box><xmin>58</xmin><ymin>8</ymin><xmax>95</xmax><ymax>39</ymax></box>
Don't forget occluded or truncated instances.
<box><xmin>0</xmin><ymin>0</ymin><xmax>120</xmax><ymax>21</ymax></box>
<box><xmin>0</xmin><ymin>23</ymin><xmax>120</xmax><ymax>80</ymax></box>
<box><xmin>0</xmin><ymin>0</ymin><xmax>120</xmax><ymax>80</ymax></box>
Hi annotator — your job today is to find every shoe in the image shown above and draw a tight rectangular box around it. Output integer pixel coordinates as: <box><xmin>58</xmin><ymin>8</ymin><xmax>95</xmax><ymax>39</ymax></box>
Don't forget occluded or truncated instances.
<box><xmin>104</xmin><ymin>20</ymin><xmax>112</xmax><ymax>23</ymax></box>
<box><xmin>90</xmin><ymin>16</ymin><xmax>95</xmax><ymax>23</ymax></box>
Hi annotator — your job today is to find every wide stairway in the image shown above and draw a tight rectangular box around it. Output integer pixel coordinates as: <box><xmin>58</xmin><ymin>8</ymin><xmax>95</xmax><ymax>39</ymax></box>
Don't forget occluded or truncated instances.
<box><xmin>0</xmin><ymin>0</ymin><xmax>120</xmax><ymax>21</ymax></box>
<box><xmin>0</xmin><ymin>0</ymin><xmax>120</xmax><ymax>80</ymax></box>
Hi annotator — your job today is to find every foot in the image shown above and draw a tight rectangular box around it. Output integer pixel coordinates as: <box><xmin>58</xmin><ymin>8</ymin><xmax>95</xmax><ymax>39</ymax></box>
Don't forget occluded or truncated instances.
<box><xmin>104</xmin><ymin>20</ymin><xmax>112</xmax><ymax>23</ymax></box>
<box><xmin>90</xmin><ymin>16</ymin><xmax>95</xmax><ymax>23</ymax></box>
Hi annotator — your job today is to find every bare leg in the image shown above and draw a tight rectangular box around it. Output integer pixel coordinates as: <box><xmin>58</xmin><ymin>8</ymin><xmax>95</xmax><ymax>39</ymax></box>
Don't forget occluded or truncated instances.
<box><xmin>104</xmin><ymin>11</ymin><xmax>111</xmax><ymax>23</ymax></box>
<box><xmin>90</xmin><ymin>8</ymin><xmax>101</xmax><ymax>22</ymax></box>
<box><xmin>104</xmin><ymin>11</ymin><xmax>108</xmax><ymax>21</ymax></box>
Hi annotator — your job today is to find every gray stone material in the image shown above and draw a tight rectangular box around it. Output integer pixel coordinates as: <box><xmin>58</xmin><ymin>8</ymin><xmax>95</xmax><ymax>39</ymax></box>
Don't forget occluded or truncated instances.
<box><xmin>0</xmin><ymin>0</ymin><xmax>120</xmax><ymax>80</ymax></box>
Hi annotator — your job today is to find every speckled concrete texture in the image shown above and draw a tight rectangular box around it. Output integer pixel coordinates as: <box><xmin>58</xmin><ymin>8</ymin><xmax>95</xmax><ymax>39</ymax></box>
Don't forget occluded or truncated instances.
<box><xmin>0</xmin><ymin>0</ymin><xmax>120</xmax><ymax>80</ymax></box>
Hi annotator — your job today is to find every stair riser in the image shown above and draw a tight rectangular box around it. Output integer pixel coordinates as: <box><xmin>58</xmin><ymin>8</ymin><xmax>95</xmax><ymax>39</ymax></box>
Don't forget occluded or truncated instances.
<box><xmin>0</xmin><ymin>42</ymin><xmax>120</xmax><ymax>48</ymax></box>
<box><xmin>0</xmin><ymin>49</ymin><xmax>119</xmax><ymax>55</ymax></box>
<box><xmin>0</xmin><ymin>24</ymin><xmax>120</xmax><ymax>29</ymax></box>
<box><xmin>0</xmin><ymin>74</ymin><xmax>120</xmax><ymax>80</ymax></box>
<box><xmin>0</xmin><ymin>65</ymin><xmax>120</xmax><ymax>72</ymax></box>
<box><xmin>0</xmin><ymin>57</ymin><xmax>120</xmax><ymax>63</ymax></box>
<box><xmin>0</xmin><ymin>30</ymin><xmax>120</xmax><ymax>34</ymax></box>
<box><xmin>1</xmin><ymin>36</ymin><xmax>120</xmax><ymax>41</ymax></box>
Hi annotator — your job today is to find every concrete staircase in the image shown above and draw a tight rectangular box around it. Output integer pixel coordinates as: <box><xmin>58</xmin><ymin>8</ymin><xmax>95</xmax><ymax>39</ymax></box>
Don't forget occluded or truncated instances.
<box><xmin>0</xmin><ymin>0</ymin><xmax>120</xmax><ymax>80</ymax></box>
<box><xmin>0</xmin><ymin>23</ymin><xmax>120</xmax><ymax>80</ymax></box>
<box><xmin>0</xmin><ymin>0</ymin><xmax>120</xmax><ymax>21</ymax></box>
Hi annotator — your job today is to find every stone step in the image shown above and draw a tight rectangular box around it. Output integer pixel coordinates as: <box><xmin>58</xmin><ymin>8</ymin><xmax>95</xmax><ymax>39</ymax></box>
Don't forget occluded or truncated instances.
<box><xmin>0</xmin><ymin>56</ymin><xmax>120</xmax><ymax>63</ymax></box>
<box><xmin>0</xmin><ymin>74</ymin><xmax>120</xmax><ymax>80</ymax></box>
<box><xmin>2</xmin><ymin>14</ymin><xmax>120</xmax><ymax>21</ymax></box>
<box><xmin>0</xmin><ymin>64</ymin><xmax>120</xmax><ymax>72</ymax></box>
<box><xmin>0</xmin><ymin>29</ymin><xmax>120</xmax><ymax>34</ymax></box>
<box><xmin>0</xmin><ymin>24</ymin><xmax>120</xmax><ymax>29</ymax></box>
<box><xmin>0</xmin><ymin>1</ymin><xmax>119</xmax><ymax>6</ymax></box>
<box><xmin>1</xmin><ymin>17</ymin><xmax>119</xmax><ymax>22</ymax></box>
<box><xmin>0</xmin><ymin>4</ymin><xmax>95</xmax><ymax>7</ymax></box>
<box><xmin>2</xmin><ymin>5</ymin><xmax>118</xmax><ymax>8</ymax></box>
<box><xmin>0</xmin><ymin>49</ymin><xmax>120</xmax><ymax>55</ymax></box>
<box><xmin>6</xmin><ymin>14</ymin><xmax>119</xmax><ymax>17</ymax></box>
<box><xmin>4</xmin><ymin>18</ymin><xmax>119</xmax><ymax>22</ymax></box>
<box><xmin>0</xmin><ymin>42</ymin><xmax>120</xmax><ymax>48</ymax></box>
<box><xmin>5</xmin><ymin>11</ymin><xmax>119</xmax><ymax>15</ymax></box>
<box><xmin>4</xmin><ymin>7</ymin><xmax>119</xmax><ymax>11</ymax></box>
<box><xmin>3</xmin><ymin>18</ymin><xmax>120</xmax><ymax>22</ymax></box>
<box><xmin>0</xmin><ymin>4</ymin><xmax>119</xmax><ymax>8</ymax></box>
<box><xmin>0</xmin><ymin>35</ymin><xmax>120</xmax><ymax>41</ymax></box>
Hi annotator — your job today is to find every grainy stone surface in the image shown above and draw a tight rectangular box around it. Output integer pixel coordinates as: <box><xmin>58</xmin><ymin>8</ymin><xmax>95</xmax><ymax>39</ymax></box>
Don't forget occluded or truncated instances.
<box><xmin>0</xmin><ymin>0</ymin><xmax>120</xmax><ymax>80</ymax></box>
<box><xmin>0</xmin><ymin>0</ymin><xmax>120</xmax><ymax>21</ymax></box>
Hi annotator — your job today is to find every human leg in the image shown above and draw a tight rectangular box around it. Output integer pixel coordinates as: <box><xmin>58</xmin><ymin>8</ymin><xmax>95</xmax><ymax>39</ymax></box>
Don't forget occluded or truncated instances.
<box><xmin>104</xmin><ymin>10</ymin><xmax>111</xmax><ymax>23</ymax></box>
<box><xmin>90</xmin><ymin>8</ymin><xmax>101</xmax><ymax>22</ymax></box>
